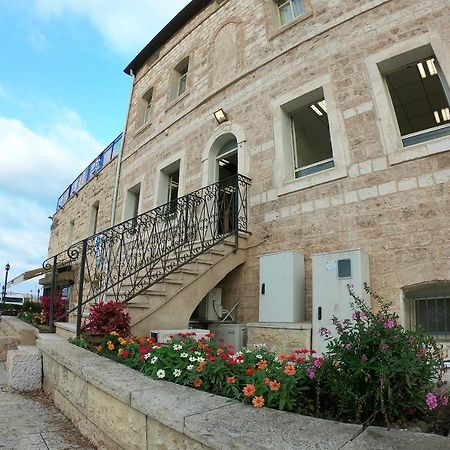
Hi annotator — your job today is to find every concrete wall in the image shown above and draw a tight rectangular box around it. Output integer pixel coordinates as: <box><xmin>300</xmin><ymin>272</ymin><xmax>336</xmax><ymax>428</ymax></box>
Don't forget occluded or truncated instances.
<box><xmin>47</xmin><ymin>0</ymin><xmax>450</xmax><ymax>327</ymax></box>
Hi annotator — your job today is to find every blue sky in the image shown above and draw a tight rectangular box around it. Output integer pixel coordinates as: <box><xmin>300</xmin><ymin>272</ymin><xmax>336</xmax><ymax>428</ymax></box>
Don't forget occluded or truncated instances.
<box><xmin>0</xmin><ymin>0</ymin><xmax>190</xmax><ymax>295</ymax></box>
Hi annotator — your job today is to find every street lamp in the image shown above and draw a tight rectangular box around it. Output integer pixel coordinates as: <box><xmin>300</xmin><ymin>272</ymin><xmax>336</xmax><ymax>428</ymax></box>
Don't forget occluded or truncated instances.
<box><xmin>1</xmin><ymin>263</ymin><xmax>10</xmax><ymax>308</ymax></box>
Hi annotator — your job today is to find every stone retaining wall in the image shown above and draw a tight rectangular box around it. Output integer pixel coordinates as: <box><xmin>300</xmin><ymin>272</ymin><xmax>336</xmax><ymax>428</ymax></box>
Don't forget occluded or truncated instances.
<box><xmin>37</xmin><ymin>339</ymin><xmax>450</xmax><ymax>450</ymax></box>
<box><xmin>0</xmin><ymin>316</ymin><xmax>38</xmax><ymax>361</ymax></box>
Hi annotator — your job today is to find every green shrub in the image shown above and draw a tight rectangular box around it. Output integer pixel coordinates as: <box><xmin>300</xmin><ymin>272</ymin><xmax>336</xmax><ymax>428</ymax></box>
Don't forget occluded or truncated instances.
<box><xmin>318</xmin><ymin>284</ymin><xmax>443</xmax><ymax>425</ymax></box>
<box><xmin>68</xmin><ymin>335</ymin><xmax>90</xmax><ymax>349</ymax></box>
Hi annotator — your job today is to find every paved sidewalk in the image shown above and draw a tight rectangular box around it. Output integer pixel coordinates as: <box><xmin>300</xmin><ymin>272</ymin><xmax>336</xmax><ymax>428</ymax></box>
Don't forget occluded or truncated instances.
<box><xmin>0</xmin><ymin>362</ymin><xmax>95</xmax><ymax>450</ymax></box>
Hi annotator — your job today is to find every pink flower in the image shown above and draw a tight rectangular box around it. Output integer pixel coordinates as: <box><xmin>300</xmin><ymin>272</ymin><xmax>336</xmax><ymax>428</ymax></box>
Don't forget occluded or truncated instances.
<box><xmin>352</xmin><ymin>311</ymin><xmax>366</xmax><ymax>321</ymax></box>
<box><xmin>426</xmin><ymin>392</ymin><xmax>438</xmax><ymax>410</ymax></box>
<box><xmin>307</xmin><ymin>368</ymin><xmax>316</xmax><ymax>379</ymax></box>
<box><xmin>441</xmin><ymin>396</ymin><xmax>449</xmax><ymax>406</ymax></box>
<box><xmin>383</xmin><ymin>319</ymin><xmax>395</xmax><ymax>329</ymax></box>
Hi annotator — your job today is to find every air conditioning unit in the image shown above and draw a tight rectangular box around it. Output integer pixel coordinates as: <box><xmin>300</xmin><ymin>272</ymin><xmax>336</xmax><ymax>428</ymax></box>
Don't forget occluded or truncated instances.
<box><xmin>150</xmin><ymin>328</ymin><xmax>210</xmax><ymax>343</ymax></box>
<box><xmin>198</xmin><ymin>288</ymin><xmax>223</xmax><ymax>321</ymax></box>
<box><xmin>209</xmin><ymin>324</ymin><xmax>247</xmax><ymax>351</ymax></box>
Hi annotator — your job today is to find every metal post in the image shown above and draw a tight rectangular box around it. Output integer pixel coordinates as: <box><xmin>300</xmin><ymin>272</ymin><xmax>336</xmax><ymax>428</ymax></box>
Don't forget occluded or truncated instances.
<box><xmin>49</xmin><ymin>255</ymin><xmax>57</xmax><ymax>332</ymax></box>
<box><xmin>76</xmin><ymin>239</ymin><xmax>88</xmax><ymax>337</ymax></box>
<box><xmin>234</xmin><ymin>176</ymin><xmax>239</xmax><ymax>253</ymax></box>
<box><xmin>1</xmin><ymin>263</ymin><xmax>10</xmax><ymax>310</ymax></box>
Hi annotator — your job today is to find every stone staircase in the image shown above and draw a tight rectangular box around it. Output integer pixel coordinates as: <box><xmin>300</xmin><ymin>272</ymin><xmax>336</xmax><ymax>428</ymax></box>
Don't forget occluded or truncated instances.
<box><xmin>116</xmin><ymin>236</ymin><xmax>247</xmax><ymax>336</ymax></box>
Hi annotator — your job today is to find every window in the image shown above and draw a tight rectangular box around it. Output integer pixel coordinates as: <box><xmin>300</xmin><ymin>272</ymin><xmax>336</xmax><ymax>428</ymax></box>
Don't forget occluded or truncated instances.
<box><xmin>384</xmin><ymin>53</ymin><xmax>450</xmax><ymax>147</ymax></box>
<box><xmin>277</xmin><ymin>0</ymin><xmax>304</xmax><ymax>26</ymax></box>
<box><xmin>289</xmin><ymin>89</ymin><xmax>334</xmax><ymax>178</ymax></box>
<box><xmin>68</xmin><ymin>219</ymin><xmax>75</xmax><ymax>245</ymax></box>
<box><xmin>124</xmin><ymin>184</ymin><xmax>140</xmax><ymax>221</ymax></box>
<box><xmin>170</xmin><ymin>57</ymin><xmax>189</xmax><ymax>100</ymax></box>
<box><xmin>142</xmin><ymin>88</ymin><xmax>153</xmax><ymax>125</ymax></box>
<box><xmin>404</xmin><ymin>282</ymin><xmax>450</xmax><ymax>339</ymax></box>
<box><xmin>89</xmin><ymin>202</ymin><xmax>99</xmax><ymax>235</ymax></box>
<box><xmin>157</xmin><ymin>160</ymin><xmax>181</xmax><ymax>217</ymax></box>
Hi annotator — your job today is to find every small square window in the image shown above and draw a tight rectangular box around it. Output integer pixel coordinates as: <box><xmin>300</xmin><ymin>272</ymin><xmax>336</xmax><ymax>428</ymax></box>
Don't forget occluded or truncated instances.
<box><xmin>289</xmin><ymin>91</ymin><xmax>334</xmax><ymax>178</ymax></box>
<box><xmin>277</xmin><ymin>0</ymin><xmax>305</xmax><ymax>26</ymax></box>
<box><xmin>384</xmin><ymin>54</ymin><xmax>450</xmax><ymax>147</ymax></box>
<box><xmin>337</xmin><ymin>259</ymin><xmax>352</xmax><ymax>279</ymax></box>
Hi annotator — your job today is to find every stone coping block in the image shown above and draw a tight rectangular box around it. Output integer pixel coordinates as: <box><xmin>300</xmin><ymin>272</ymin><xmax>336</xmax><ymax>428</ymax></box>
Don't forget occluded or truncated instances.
<box><xmin>7</xmin><ymin>345</ymin><xmax>42</xmax><ymax>391</ymax></box>
<box><xmin>342</xmin><ymin>426</ymin><xmax>450</xmax><ymax>449</ymax></box>
<box><xmin>185</xmin><ymin>403</ymin><xmax>361</xmax><ymax>450</ymax></box>
<box><xmin>246</xmin><ymin>322</ymin><xmax>313</xmax><ymax>330</ymax></box>
<box><xmin>0</xmin><ymin>316</ymin><xmax>38</xmax><ymax>345</ymax></box>
<box><xmin>0</xmin><ymin>336</ymin><xmax>19</xmax><ymax>361</ymax></box>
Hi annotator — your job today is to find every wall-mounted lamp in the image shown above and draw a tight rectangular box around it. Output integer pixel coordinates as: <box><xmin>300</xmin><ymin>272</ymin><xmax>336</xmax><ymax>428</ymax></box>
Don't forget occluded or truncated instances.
<box><xmin>214</xmin><ymin>108</ymin><xmax>228</xmax><ymax>124</ymax></box>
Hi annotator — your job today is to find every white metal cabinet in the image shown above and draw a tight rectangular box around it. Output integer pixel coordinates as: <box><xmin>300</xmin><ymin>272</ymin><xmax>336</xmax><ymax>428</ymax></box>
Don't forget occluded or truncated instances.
<box><xmin>259</xmin><ymin>251</ymin><xmax>305</xmax><ymax>322</ymax></box>
<box><xmin>312</xmin><ymin>249</ymin><xmax>370</xmax><ymax>354</ymax></box>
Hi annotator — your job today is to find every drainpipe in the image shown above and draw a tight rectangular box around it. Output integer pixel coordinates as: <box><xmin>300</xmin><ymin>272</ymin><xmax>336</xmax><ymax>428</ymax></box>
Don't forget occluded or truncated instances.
<box><xmin>110</xmin><ymin>69</ymin><xmax>135</xmax><ymax>227</ymax></box>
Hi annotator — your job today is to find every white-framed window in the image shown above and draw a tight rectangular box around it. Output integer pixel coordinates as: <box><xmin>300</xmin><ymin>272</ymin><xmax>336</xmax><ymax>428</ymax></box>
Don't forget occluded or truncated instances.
<box><xmin>404</xmin><ymin>282</ymin><xmax>450</xmax><ymax>339</ymax></box>
<box><xmin>277</xmin><ymin>0</ymin><xmax>305</xmax><ymax>26</ymax></box>
<box><xmin>272</xmin><ymin>77</ymin><xmax>348</xmax><ymax>195</ymax></box>
<box><xmin>289</xmin><ymin>93</ymin><xmax>334</xmax><ymax>178</ymax></box>
<box><xmin>366</xmin><ymin>37</ymin><xmax>450</xmax><ymax>164</ymax></box>
<box><xmin>384</xmin><ymin>54</ymin><xmax>450</xmax><ymax>147</ymax></box>
<box><xmin>170</xmin><ymin>57</ymin><xmax>189</xmax><ymax>100</ymax></box>
<box><xmin>157</xmin><ymin>159</ymin><xmax>181</xmax><ymax>217</ymax></box>
<box><xmin>124</xmin><ymin>183</ymin><xmax>141</xmax><ymax>221</ymax></box>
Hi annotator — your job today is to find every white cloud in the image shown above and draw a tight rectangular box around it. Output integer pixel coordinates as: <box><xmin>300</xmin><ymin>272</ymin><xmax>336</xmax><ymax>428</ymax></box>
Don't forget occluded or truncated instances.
<box><xmin>29</xmin><ymin>29</ymin><xmax>47</xmax><ymax>51</ymax></box>
<box><xmin>0</xmin><ymin>113</ymin><xmax>102</xmax><ymax>202</ymax></box>
<box><xmin>33</xmin><ymin>0</ymin><xmax>191</xmax><ymax>55</ymax></box>
<box><xmin>0</xmin><ymin>112</ymin><xmax>103</xmax><ymax>290</ymax></box>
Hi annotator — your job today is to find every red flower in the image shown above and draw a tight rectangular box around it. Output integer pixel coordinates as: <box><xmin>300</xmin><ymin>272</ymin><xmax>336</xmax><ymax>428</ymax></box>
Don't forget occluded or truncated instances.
<box><xmin>246</xmin><ymin>366</ymin><xmax>255</xmax><ymax>376</ymax></box>
<box><xmin>220</xmin><ymin>353</ymin><xmax>228</xmax><ymax>360</ymax></box>
<box><xmin>289</xmin><ymin>355</ymin><xmax>296</xmax><ymax>361</ymax></box>
<box><xmin>236</xmin><ymin>355</ymin><xmax>244</xmax><ymax>363</ymax></box>
<box><xmin>138</xmin><ymin>346</ymin><xmax>148</xmax><ymax>354</ymax></box>
<box><xmin>206</xmin><ymin>354</ymin><xmax>216</xmax><ymax>361</ymax></box>
<box><xmin>227</xmin><ymin>358</ymin><xmax>237</xmax><ymax>365</ymax></box>
<box><xmin>122</xmin><ymin>349</ymin><xmax>130</xmax><ymax>358</ymax></box>
<box><xmin>193</xmin><ymin>379</ymin><xmax>203</xmax><ymax>388</ymax></box>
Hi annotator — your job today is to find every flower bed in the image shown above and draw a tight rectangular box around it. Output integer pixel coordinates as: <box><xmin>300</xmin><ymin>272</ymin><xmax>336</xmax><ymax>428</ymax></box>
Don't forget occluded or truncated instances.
<box><xmin>73</xmin><ymin>287</ymin><xmax>450</xmax><ymax>435</ymax></box>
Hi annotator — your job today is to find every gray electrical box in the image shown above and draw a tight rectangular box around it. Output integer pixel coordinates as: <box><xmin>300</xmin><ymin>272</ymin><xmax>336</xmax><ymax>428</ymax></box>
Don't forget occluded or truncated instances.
<box><xmin>312</xmin><ymin>249</ymin><xmax>370</xmax><ymax>354</ymax></box>
<box><xmin>258</xmin><ymin>250</ymin><xmax>305</xmax><ymax>322</ymax></box>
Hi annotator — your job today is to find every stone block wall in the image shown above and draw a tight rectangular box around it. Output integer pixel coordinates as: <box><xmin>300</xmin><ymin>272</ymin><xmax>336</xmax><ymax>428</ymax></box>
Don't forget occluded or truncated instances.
<box><xmin>47</xmin><ymin>0</ymin><xmax>450</xmax><ymax>327</ymax></box>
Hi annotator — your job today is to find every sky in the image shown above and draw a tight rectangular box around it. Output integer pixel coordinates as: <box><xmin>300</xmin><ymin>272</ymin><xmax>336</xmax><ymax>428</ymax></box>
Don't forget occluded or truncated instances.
<box><xmin>0</xmin><ymin>0</ymin><xmax>190</xmax><ymax>296</ymax></box>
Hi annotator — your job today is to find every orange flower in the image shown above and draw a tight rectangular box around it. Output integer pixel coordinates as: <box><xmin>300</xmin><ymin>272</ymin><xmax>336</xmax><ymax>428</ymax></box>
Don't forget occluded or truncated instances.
<box><xmin>264</xmin><ymin>377</ymin><xmax>271</xmax><ymax>385</ymax></box>
<box><xmin>252</xmin><ymin>396</ymin><xmax>265</xmax><ymax>408</ymax></box>
<box><xmin>226</xmin><ymin>376</ymin><xmax>237</xmax><ymax>384</ymax></box>
<box><xmin>242</xmin><ymin>384</ymin><xmax>256</xmax><ymax>397</ymax></box>
<box><xmin>193</xmin><ymin>379</ymin><xmax>203</xmax><ymax>388</ymax></box>
<box><xmin>277</xmin><ymin>353</ymin><xmax>289</xmax><ymax>362</ymax></box>
<box><xmin>283</xmin><ymin>363</ymin><xmax>296</xmax><ymax>376</ymax></box>
<box><xmin>269</xmin><ymin>380</ymin><xmax>281</xmax><ymax>391</ymax></box>
<box><xmin>257</xmin><ymin>359</ymin><xmax>268</xmax><ymax>370</ymax></box>
<box><xmin>216</xmin><ymin>348</ymin><xmax>224</xmax><ymax>355</ymax></box>
<box><xmin>196</xmin><ymin>361</ymin><xmax>206</xmax><ymax>373</ymax></box>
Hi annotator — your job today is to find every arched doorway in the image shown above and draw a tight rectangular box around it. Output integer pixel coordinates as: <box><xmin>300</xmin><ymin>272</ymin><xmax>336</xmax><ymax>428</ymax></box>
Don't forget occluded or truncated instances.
<box><xmin>216</xmin><ymin>138</ymin><xmax>238</xmax><ymax>235</ymax></box>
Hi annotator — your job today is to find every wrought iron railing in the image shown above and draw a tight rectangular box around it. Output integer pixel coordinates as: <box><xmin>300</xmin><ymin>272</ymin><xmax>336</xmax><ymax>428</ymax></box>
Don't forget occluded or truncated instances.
<box><xmin>43</xmin><ymin>174</ymin><xmax>250</xmax><ymax>335</ymax></box>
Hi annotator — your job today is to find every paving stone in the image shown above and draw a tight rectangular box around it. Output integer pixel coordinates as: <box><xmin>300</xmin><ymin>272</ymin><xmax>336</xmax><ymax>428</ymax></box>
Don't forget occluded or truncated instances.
<box><xmin>342</xmin><ymin>426</ymin><xmax>450</xmax><ymax>450</ymax></box>
<box><xmin>0</xmin><ymin>432</ymin><xmax>48</xmax><ymax>450</ymax></box>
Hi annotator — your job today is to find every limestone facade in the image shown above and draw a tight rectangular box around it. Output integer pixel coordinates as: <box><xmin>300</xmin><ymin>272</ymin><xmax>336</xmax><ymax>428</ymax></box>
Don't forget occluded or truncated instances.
<box><xmin>48</xmin><ymin>0</ymin><xmax>450</xmax><ymax>334</ymax></box>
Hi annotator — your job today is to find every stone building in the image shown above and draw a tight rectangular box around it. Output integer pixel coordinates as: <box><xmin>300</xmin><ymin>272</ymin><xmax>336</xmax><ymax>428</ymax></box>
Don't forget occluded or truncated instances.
<box><xmin>45</xmin><ymin>0</ymin><xmax>450</xmax><ymax>351</ymax></box>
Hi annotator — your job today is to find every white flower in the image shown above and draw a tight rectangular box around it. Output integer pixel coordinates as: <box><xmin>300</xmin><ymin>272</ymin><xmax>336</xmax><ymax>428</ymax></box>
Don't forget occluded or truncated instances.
<box><xmin>151</xmin><ymin>356</ymin><xmax>158</xmax><ymax>364</ymax></box>
<box><xmin>180</xmin><ymin>352</ymin><xmax>188</xmax><ymax>358</ymax></box>
<box><xmin>187</xmin><ymin>365</ymin><xmax>194</xmax><ymax>370</ymax></box>
<box><xmin>197</xmin><ymin>357</ymin><xmax>205</xmax><ymax>363</ymax></box>
<box><xmin>173</xmin><ymin>344</ymin><xmax>182</xmax><ymax>351</ymax></box>
<box><xmin>143</xmin><ymin>353</ymin><xmax>151</xmax><ymax>360</ymax></box>
<box><xmin>173</xmin><ymin>369</ymin><xmax>182</xmax><ymax>377</ymax></box>
<box><xmin>194</xmin><ymin>351</ymin><xmax>201</xmax><ymax>356</ymax></box>
<box><xmin>189</xmin><ymin>356</ymin><xmax>197</xmax><ymax>362</ymax></box>
<box><xmin>256</xmin><ymin>354</ymin><xmax>263</xmax><ymax>359</ymax></box>
<box><xmin>245</xmin><ymin>349</ymin><xmax>252</xmax><ymax>354</ymax></box>
<box><xmin>156</xmin><ymin>369</ymin><xmax>165</xmax><ymax>379</ymax></box>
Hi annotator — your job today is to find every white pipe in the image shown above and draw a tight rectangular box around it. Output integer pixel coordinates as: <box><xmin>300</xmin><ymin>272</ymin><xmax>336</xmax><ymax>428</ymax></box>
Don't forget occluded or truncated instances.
<box><xmin>110</xmin><ymin>69</ymin><xmax>135</xmax><ymax>227</ymax></box>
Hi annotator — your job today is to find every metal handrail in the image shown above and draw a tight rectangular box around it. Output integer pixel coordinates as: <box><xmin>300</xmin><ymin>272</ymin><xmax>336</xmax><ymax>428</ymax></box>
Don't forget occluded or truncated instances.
<box><xmin>43</xmin><ymin>174</ymin><xmax>251</xmax><ymax>335</ymax></box>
